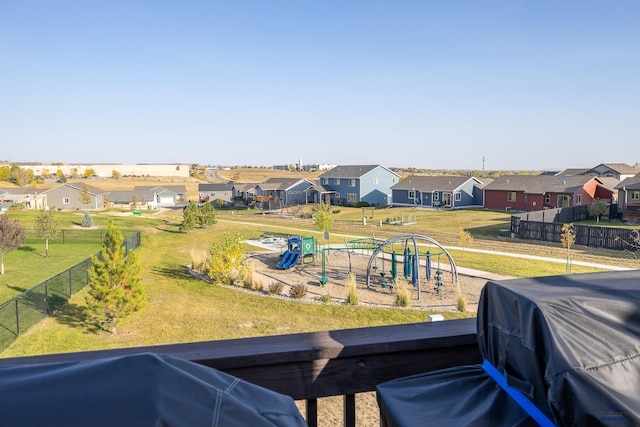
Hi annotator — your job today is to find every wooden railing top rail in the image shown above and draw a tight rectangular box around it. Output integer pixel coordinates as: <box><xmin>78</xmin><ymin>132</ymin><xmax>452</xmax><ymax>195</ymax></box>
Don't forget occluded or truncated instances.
<box><xmin>0</xmin><ymin>318</ymin><xmax>481</xmax><ymax>400</ymax></box>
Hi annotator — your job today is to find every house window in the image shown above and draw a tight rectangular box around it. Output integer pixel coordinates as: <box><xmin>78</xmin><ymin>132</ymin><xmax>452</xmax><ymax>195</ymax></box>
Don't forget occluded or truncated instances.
<box><xmin>322</xmin><ymin>178</ymin><xmax>328</xmax><ymax>185</ymax></box>
<box><xmin>63</xmin><ymin>197</ymin><xmax>70</xmax><ymax>205</ymax></box>
<box><xmin>373</xmin><ymin>178</ymin><xmax>379</xmax><ymax>184</ymax></box>
<box><xmin>558</xmin><ymin>195</ymin><xmax>570</xmax><ymax>207</ymax></box>
<box><xmin>347</xmin><ymin>193</ymin><xmax>357</xmax><ymax>202</ymax></box>
<box><xmin>545</xmin><ymin>194</ymin><xmax>550</xmax><ymax>204</ymax></box>
<box><xmin>433</xmin><ymin>192</ymin><xmax>439</xmax><ymax>201</ymax></box>
<box><xmin>335</xmin><ymin>192</ymin><xmax>340</xmax><ymax>198</ymax></box>
<box><xmin>575</xmin><ymin>194</ymin><xmax>582</xmax><ymax>205</ymax></box>
<box><xmin>507</xmin><ymin>192</ymin><xmax>516</xmax><ymax>202</ymax></box>
<box><xmin>334</xmin><ymin>178</ymin><xmax>340</xmax><ymax>185</ymax></box>
<box><xmin>455</xmin><ymin>192</ymin><xmax>461</xmax><ymax>201</ymax></box>
<box><xmin>348</xmin><ymin>179</ymin><xmax>356</xmax><ymax>187</ymax></box>
<box><xmin>631</xmin><ymin>191</ymin><xmax>640</xmax><ymax>201</ymax></box>
<box><xmin>408</xmin><ymin>190</ymin><xmax>415</xmax><ymax>199</ymax></box>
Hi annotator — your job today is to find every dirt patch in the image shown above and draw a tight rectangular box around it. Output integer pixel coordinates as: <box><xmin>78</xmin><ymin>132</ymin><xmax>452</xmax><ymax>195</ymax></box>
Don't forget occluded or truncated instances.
<box><xmin>248</xmin><ymin>251</ymin><xmax>488</xmax><ymax>313</ymax></box>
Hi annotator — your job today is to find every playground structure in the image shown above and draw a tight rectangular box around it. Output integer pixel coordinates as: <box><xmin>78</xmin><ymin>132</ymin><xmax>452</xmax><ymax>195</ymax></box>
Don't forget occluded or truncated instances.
<box><xmin>364</xmin><ymin>234</ymin><xmax>458</xmax><ymax>300</ymax></box>
<box><xmin>276</xmin><ymin>235</ymin><xmax>316</xmax><ymax>270</ymax></box>
<box><xmin>317</xmin><ymin>234</ymin><xmax>457</xmax><ymax>300</ymax></box>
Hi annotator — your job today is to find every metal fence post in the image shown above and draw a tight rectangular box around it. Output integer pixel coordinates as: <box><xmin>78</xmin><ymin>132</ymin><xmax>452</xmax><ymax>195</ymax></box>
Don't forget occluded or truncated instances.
<box><xmin>15</xmin><ymin>299</ymin><xmax>19</xmax><ymax>336</ymax></box>
<box><xmin>44</xmin><ymin>282</ymin><xmax>49</xmax><ymax>316</ymax></box>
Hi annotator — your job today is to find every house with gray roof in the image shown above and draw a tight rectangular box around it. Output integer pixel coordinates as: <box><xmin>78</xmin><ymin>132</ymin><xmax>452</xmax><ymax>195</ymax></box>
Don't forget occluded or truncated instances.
<box><xmin>0</xmin><ymin>186</ymin><xmax>47</xmax><ymax>211</ymax></box>
<box><xmin>107</xmin><ymin>190</ymin><xmax>159</xmax><ymax>210</ymax></box>
<box><xmin>484</xmin><ymin>175</ymin><xmax>612</xmax><ymax>212</ymax></box>
<box><xmin>134</xmin><ymin>185</ymin><xmax>187</xmax><ymax>206</ymax></box>
<box><xmin>615</xmin><ymin>172</ymin><xmax>640</xmax><ymax>222</ymax></box>
<box><xmin>318</xmin><ymin>165</ymin><xmax>399</xmax><ymax>206</ymax></box>
<box><xmin>41</xmin><ymin>183</ymin><xmax>108</xmax><ymax>210</ymax></box>
<box><xmin>254</xmin><ymin>178</ymin><xmax>313</xmax><ymax>210</ymax></box>
<box><xmin>582</xmin><ymin>163</ymin><xmax>640</xmax><ymax>181</ymax></box>
<box><xmin>391</xmin><ymin>175</ymin><xmax>485</xmax><ymax>208</ymax></box>
<box><xmin>198</xmin><ymin>183</ymin><xmax>235</xmax><ymax>205</ymax></box>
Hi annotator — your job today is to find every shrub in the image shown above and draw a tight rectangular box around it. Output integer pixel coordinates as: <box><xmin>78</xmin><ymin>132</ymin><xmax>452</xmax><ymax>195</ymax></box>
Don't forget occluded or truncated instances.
<box><xmin>318</xmin><ymin>293</ymin><xmax>332</xmax><ymax>304</ymax></box>
<box><xmin>457</xmin><ymin>291</ymin><xmax>468</xmax><ymax>312</ymax></box>
<box><xmin>394</xmin><ymin>277</ymin><xmax>410</xmax><ymax>307</ymax></box>
<box><xmin>354</xmin><ymin>201</ymin><xmax>370</xmax><ymax>208</ymax></box>
<box><xmin>289</xmin><ymin>283</ymin><xmax>307</xmax><ymax>299</ymax></box>
<box><xmin>189</xmin><ymin>249</ymin><xmax>208</xmax><ymax>274</ymax></box>
<box><xmin>345</xmin><ymin>273</ymin><xmax>359</xmax><ymax>305</ymax></box>
<box><xmin>267</xmin><ymin>282</ymin><xmax>284</xmax><ymax>295</ymax></box>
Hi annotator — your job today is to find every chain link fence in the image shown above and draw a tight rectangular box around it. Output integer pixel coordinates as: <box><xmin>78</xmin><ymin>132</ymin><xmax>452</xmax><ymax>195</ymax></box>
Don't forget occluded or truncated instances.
<box><xmin>0</xmin><ymin>231</ymin><xmax>140</xmax><ymax>353</ymax></box>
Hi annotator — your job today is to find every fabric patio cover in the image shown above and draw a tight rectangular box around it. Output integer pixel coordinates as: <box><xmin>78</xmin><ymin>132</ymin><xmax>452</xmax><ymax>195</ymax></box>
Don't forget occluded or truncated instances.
<box><xmin>0</xmin><ymin>352</ymin><xmax>307</xmax><ymax>427</ymax></box>
<box><xmin>377</xmin><ymin>270</ymin><xmax>640</xmax><ymax>426</ymax></box>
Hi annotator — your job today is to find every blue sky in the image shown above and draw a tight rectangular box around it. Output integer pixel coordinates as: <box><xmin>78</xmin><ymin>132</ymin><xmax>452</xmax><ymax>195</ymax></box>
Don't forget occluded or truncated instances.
<box><xmin>1</xmin><ymin>1</ymin><xmax>639</xmax><ymax>170</ymax></box>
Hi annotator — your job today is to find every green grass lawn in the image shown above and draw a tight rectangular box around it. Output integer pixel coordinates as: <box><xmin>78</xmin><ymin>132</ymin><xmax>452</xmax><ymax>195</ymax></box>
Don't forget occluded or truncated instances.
<box><xmin>0</xmin><ymin>207</ymin><xmax>634</xmax><ymax>359</ymax></box>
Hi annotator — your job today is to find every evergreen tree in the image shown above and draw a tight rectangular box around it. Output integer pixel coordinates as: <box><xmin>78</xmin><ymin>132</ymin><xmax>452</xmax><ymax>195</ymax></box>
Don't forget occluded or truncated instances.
<box><xmin>179</xmin><ymin>201</ymin><xmax>198</xmax><ymax>232</ymax></box>
<box><xmin>0</xmin><ymin>215</ymin><xmax>26</xmax><ymax>275</ymax></box>
<box><xmin>34</xmin><ymin>208</ymin><xmax>59</xmax><ymax>257</ymax></box>
<box><xmin>86</xmin><ymin>221</ymin><xmax>146</xmax><ymax>332</ymax></box>
<box><xmin>81</xmin><ymin>210</ymin><xmax>94</xmax><ymax>227</ymax></box>
<box><xmin>79</xmin><ymin>184</ymin><xmax>92</xmax><ymax>208</ymax></box>
<box><xmin>198</xmin><ymin>202</ymin><xmax>217</xmax><ymax>229</ymax></box>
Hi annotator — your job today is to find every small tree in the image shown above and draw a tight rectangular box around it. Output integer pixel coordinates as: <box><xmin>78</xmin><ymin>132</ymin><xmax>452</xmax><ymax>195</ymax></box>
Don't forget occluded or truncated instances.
<box><xmin>205</xmin><ymin>232</ymin><xmax>248</xmax><ymax>285</ymax></box>
<box><xmin>10</xmin><ymin>167</ymin><xmax>34</xmax><ymax>187</ymax></box>
<box><xmin>198</xmin><ymin>202</ymin><xmax>218</xmax><ymax>229</ymax></box>
<box><xmin>0</xmin><ymin>215</ymin><xmax>26</xmax><ymax>274</ymax></box>
<box><xmin>560</xmin><ymin>223</ymin><xmax>576</xmax><ymax>273</ymax></box>
<box><xmin>86</xmin><ymin>221</ymin><xmax>146</xmax><ymax>332</ymax></box>
<box><xmin>179</xmin><ymin>201</ymin><xmax>198</xmax><ymax>232</ymax></box>
<box><xmin>34</xmin><ymin>208</ymin><xmax>59</xmax><ymax>257</ymax></box>
<box><xmin>84</xmin><ymin>168</ymin><xmax>96</xmax><ymax>178</ymax></box>
<box><xmin>111</xmin><ymin>169</ymin><xmax>121</xmax><ymax>179</ymax></box>
<box><xmin>457</xmin><ymin>227</ymin><xmax>474</xmax><ymax>257</ymax></box>
<box><xmin>313</xmin><ymin>202</ymin><xmax>334</xmax><ymax>233</ymax></box>
<box><xmin>587</xmin><ymin>199</ymin><xmax>608</xmax><ymax>223</ymax></box>
<box><xmin>81</xmin><ymin>210</ymin><xmax>94</xmax><ymax>227</ymax></box>
<box><xmin>79</xmin><ymin>184</ymin><xmax>92</xmax><ymax>209</ymax></box>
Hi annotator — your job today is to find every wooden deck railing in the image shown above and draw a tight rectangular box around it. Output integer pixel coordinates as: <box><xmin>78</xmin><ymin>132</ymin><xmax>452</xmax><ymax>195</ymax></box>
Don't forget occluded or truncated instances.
<box><xmin>0</xmin><ymin>318</ymin><xmax>480</xmax><ymax>427</ymax></box>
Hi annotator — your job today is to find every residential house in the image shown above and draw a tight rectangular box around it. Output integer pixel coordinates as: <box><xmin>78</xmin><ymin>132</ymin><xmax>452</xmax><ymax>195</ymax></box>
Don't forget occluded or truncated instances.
<box><xmin>133</xmin><ymin>185</ymin><xmax>187</xmax><ymax>207</ymax></box>
<box><xmin>198</xmin><ymin>183</ymin><xmax>235</xmax><ymax>205</ymax></box>
<box><xmin>615</xmin><ymin>172</ymin><xmax>640</xmax><ymax>222</ymax></box>
<box><xmin>582</xmin><ymin>163</ymin><xmax>640</xmax><ymax>181</ymax></box>
<box><xmin>0</xmin><ymin>186</ymin><xmax>47</xmax><ymax>211</ymax></box>
<box><xmin>318</xmin><ymin>165</ymin><xmax>400</xmax><ymax>206</ymax></box>
<box><xmin>41</xmin><ymin>183</ymin><xmax>108</xmax><ymax>210</ymax></box>
<box><xmin>254</xmin><ymin>178</ymin><xmax>313</xmax><ymax>210</ymax></box>
<box><xmin>106</xmin><ymin>190</ymin><xmax>159</xmax><ymax>210</ymax></box>
<box><xmin>231</xmin><ymin>183</ymin><xmax>257</xmax><ymax>205</ymax></box>
<box><xmin>483</xmin><ymin>175</ymin><xmax>612</xmax><ymax>212</ymax></box>
<box><xmin>391</xmin><ymin>175</ymin><xmax>485</xmax><ymax>208</ymax></box>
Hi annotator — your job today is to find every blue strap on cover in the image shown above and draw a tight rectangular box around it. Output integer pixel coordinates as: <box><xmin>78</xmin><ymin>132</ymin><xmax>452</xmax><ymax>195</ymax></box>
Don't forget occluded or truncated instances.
<box><xmin>482</xmin><ymin>359</ymin><xmax>556</xmax><ymax>427</ymax></box>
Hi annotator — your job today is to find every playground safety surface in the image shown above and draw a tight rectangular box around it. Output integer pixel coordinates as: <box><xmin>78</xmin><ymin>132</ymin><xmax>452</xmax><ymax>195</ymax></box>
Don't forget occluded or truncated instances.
<box><xmin>248</xmin><ymin>250</ymin><xmax>490</xmax><ymax>313</ymax></box>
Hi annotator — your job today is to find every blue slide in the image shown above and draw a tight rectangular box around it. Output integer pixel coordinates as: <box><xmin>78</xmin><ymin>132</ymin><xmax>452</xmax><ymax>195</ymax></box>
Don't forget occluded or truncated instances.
<box><xmin>281</xmin><ymin>251</ymin><xmax>300</xmax><ymax>269</ymax></box>
<box><xmin>277</xmin><ymin>251</ymin><xmax>294</xmax><ymax>269</ymax></box>
<box><xmin>277</xmin><ymin>250</ymin><xmax>300</xmax><ymax>270</ymax></box>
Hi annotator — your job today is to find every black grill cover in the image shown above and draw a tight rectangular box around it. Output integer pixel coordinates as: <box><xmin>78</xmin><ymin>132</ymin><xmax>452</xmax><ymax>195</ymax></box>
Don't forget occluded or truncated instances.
<box><xmin>0</xmin><ymin>352</ymin><xmax>307</xmax><ymax>427</ymax></box>
<box><xmin>377</xmin><ymin>270</ymin><xmax>640</xmax><ymax>426</ymax></box>
<box><xmin>478</xmin><ymin>270</ymin><xmax>640</xmax><ymax>425</ymax></box>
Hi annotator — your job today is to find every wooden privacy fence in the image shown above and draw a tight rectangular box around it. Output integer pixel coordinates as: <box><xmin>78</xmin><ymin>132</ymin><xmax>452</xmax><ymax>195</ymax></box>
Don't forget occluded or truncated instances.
<box><xmin>511</xmin><ymin>216</ymin><xmax>636</xmax><ymax>250</ymax></box>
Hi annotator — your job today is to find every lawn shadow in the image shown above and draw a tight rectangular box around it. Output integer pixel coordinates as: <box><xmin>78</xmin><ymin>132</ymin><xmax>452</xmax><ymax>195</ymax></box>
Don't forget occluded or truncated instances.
<box><xmin>53</xmin><ymin>303</ymin><xmax>90</xmax><ymax>330</ymax></box>
<box><xmin>151</xmin><ymin>265</ymin><xmax>195</xmax><ymax>281</ymax></box>
<box><xmin>6</xmin><ymin>285</ymin><xmax>28</xmax><ymax>294</ymax></box>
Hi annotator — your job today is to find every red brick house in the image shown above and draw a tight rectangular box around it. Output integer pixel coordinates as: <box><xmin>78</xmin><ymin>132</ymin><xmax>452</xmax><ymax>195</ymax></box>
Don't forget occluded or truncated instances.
<box><xmin>483</xmin><ymin>175</ymin><xmax>612</xmax><ymax>212</ymax></box>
